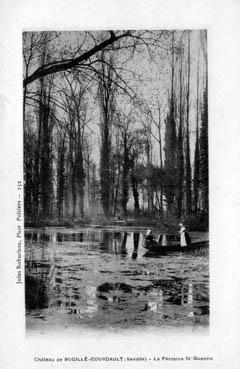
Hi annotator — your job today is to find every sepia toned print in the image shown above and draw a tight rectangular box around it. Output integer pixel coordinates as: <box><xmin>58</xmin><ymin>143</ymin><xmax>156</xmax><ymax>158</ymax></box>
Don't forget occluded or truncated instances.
<box><xmin>23</xmin><ymin>30</ymin><xmax>208</xmax><ymax>333</ymax></box>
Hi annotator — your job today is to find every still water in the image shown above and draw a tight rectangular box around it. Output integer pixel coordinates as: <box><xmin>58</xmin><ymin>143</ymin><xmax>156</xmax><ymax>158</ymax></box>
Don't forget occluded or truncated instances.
<box><xmin>25</xmin><ymin>228</ymin><xmax>209</xmax><ymax>332</ymax></box>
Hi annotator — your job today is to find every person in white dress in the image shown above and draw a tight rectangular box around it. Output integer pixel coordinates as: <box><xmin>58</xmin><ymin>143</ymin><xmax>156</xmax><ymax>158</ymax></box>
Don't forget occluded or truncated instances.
<box><xmin>179</xmin><ymin>223</ymin><xmax>187</xmax><ymax>247</ymax></box>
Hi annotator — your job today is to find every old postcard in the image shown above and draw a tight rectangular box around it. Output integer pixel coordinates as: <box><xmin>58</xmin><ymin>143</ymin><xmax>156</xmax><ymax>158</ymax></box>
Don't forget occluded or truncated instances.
<box><xmin>0</xmin><ymin>0</ymin><xmax>240</xmax><ymax>368</ymax></box>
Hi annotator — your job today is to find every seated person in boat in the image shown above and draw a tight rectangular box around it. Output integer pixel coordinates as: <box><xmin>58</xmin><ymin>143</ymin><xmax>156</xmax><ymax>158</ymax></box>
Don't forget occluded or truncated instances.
<box><xmin>145</xmin><ymin>229</ymin><xmax>154</xmax><ymax>242</ymax></box>
<box><xmin>179</xmin><ymin>223</ymin><xmax>191</xmax><ymax>246</ymax></box>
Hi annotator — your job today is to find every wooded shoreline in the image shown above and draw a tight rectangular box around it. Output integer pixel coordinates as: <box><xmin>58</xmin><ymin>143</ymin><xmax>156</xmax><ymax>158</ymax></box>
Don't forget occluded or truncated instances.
<box><xmin>24</xmin><ymin>214</ymin><xmax>208</xmax><ymax>232</ymax></box>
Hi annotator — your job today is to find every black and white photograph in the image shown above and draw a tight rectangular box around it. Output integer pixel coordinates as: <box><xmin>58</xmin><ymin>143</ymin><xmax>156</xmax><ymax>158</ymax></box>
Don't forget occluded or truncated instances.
<box><xmin>23</xmin><ymin>30</ymin><xmax>209</xmax><ymax>333</ymax></box>
<box><xmin>1</xmin><ymin>1</ymin><xmax>240</xmax><ymax>368</ymax></box>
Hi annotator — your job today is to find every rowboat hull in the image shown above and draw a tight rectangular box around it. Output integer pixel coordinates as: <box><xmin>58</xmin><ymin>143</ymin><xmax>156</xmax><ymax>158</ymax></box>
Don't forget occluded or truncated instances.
<box><xmin>143</xmin><ymin>240</ymin><xmax>209</xmax><ymax>254</ymax></box>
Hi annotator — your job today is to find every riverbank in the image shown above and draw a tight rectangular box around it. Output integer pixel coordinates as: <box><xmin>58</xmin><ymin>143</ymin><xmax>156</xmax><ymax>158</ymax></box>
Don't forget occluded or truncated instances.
<box><xmin>25</xmin><ymin>216</ymin><xmax>208</xmax><ymax>232</ymax></box>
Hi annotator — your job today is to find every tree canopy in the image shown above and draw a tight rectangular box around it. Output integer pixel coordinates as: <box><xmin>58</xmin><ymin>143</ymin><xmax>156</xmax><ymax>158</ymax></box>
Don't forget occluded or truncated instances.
<box><xmin>23</xmin><ymin>30</ymin><xmax>208</xmax><ymax>228</ymax></box>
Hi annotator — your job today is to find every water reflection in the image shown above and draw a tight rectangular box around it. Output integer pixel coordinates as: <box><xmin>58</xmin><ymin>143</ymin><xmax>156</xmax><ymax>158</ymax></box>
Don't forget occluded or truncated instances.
<box><xmin>25</xmin><ymin>229</ymin><xmax>209</xmax><ymax>329</ymax></box>
<box><xmin>132</xmin><ymin>233</ymin><xmax>139</xmax><ymax>260</ymax></box>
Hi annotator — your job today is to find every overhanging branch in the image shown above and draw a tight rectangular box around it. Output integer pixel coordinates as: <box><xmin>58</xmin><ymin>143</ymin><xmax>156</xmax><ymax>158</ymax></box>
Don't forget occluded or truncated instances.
<box><xmin>23</xmin><ymin>31</ymin><xmax>131</xmax><ymax>87</ymax></box>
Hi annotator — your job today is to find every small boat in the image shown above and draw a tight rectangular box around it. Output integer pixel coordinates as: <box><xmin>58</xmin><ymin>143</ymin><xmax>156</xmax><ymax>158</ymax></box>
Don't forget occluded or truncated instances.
<box><xmin>143</xmin><ymin>233</ymin><xmax>209</xmax><ymax>254</ymax></box>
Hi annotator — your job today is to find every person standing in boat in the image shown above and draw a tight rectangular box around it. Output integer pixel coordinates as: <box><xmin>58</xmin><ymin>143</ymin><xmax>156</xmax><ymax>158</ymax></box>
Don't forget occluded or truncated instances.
<box><xmin>179</xmin><ymin>223</ymin><xmax>191</xmax><ymax>247</ymax></box>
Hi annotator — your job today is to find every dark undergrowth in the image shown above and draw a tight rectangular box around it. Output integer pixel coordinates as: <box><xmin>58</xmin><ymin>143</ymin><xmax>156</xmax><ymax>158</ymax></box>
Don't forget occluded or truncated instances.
<box><xmin>25</xmin><ymin>211</ymin><xmax>208</xmax><ymax>232</ymax></box>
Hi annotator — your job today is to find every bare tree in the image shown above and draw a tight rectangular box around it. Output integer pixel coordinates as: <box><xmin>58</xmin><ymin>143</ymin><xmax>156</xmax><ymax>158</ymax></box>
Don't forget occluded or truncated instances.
<box><xmin>98</xmin><ymin>52</ymin><xmax>118</xmax><ymax>217</ymax></box>
<box><xmin>185</xmin><ymin>31</ymin><xmax>192</xmax><ymax>216</ymax></box>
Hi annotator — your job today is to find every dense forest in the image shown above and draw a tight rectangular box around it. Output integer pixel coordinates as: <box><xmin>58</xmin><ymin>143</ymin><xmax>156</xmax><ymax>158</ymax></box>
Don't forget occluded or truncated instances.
<box><xmin>23</xmin><ymin>30</ymin><xmax>208</xmax><ymax>229</ymax></box>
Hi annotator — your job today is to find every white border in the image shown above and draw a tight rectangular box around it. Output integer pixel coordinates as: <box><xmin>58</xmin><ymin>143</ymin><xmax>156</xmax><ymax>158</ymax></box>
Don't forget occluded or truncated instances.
<box><xmin>1</xmin><ymin>0</ymin><xmax>240</xmax><ymax>368</ymax></box>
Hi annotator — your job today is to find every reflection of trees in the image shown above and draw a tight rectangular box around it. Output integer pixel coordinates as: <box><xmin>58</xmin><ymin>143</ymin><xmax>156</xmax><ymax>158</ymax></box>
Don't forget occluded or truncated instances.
<box><xmin>25</xmin><ymin>230</ymin><xmax>143</xmax><ymax>258</ymax></box>
<box><xmin>25</xmin><ymin>275</ymin><xmax>49</xmax><ymax>309</ymax></box>
<box><xmin>97</xmin><ymin>282</ymin><xmax>132</xmax><ymax>306</ymax></box>
<box><xmin>25</xmin><ymin>231</ymin><xmax>56</xmax><ymax>310</ymax></box>
<box><xmin>25</xmin><ymin>229</ymin><xmax>208</xmax><ymax>327</ymax></box>
<box><xmin>95</xmin><ymin>278</ymin><xmax>201</xmax><ymax>321</ymax></box>
<box><xmin>25</xmin><ymin>238</ymin><xmax>50</xmax><ymax>309</ymax></box>
<box><xmin>132</xmin><ymin>233</ymin><xmax>139</xmax><ymax>259</ymax></box>
<box><xmin>142</xmin><ymin>278</ymin><xmax>202</xmax><ymax>318</ymax></box>
<box><xmin>121</xmin><ymin>232</ymin><xmax>127</xmax><ymax>256</ymax></box>
<box><xmin>100</xmin><ymin>231</ymin><xmax>129</xmax><ymax>256</ymax></box>
<box><xmin>99</xmin><ymin>231</ymin><xmax>141</xmax><ymax>258</ymax></box>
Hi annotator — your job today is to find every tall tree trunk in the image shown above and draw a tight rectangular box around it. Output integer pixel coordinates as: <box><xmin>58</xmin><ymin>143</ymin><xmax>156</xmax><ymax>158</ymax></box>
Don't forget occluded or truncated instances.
<box><xmin>100</xmin><ymin>114</ymin><xmax>111</xmax><ymax>216</ymax></box>
<box><xmin>40</xmin><ymin>95</ymin><xmax>52</xmax><ymax>221</ymax></box>
<box><xmin>33</xmin><ymin>76</ymin><xmax>44</xmax><ymax>223</ymax></box>
<box><xmin>185</xmin><ymin>31</ymin><xmax>192</xmax><ymax>216</ymax></box>
<box><xmin>176</xmin><ymin>38</ymin><xmax>184</xmax><ymax>218</ymax></box>
<box><xmin>121</xmin><ymin>134</ymin><xmax>129</xmax><ymax>217</ymax></box>
<box><xmin>76</xmin><ymin>122</ymin><xmax>85</xmax><ymax>218</ymax></box>
<box><xmin>113</xmin><ymin>158</ymin><xmax>121</xmax><ymax>216</ymax></box>
<box><xmin>193</xmin><ymin>54</ymin><xmax>200</xmax><ymax>214</ymax></box>
<box><xmin>146</xmin><ymin>132</ymin><xmax>153</xmax><ymax>213</ymax></box>
<box><xmin>164</xmin><ymin>31</ymin><xmax>177</xmax><ymax>214</ymax></box>
<box><xmin>24</xmin><ymin>131</ymin><xmax>34</xmax><ymax>219</ymax></box>
<box><xmin>199</xmin><ymin>33</ymin><xmax>208</xmax><ymax>223</ymax></box>
<box><xmin>71</xmin><ymin>139</ymin><xmax>77</xmax><ymax>219</ymax></box>
<box><xmin>131</xmin><ymin>171</ymin><xmax>140</xmax><ymax>215</ymax></box>
<box><xmin>158</xmin><ymin>105</ymin><xmax>164</xmax><ymax>216</ymax></box>
<box><xmin>57</xmin><ymin>137</ymin><xmax>65</xmax><ymax>221</ymax></box>
<box><xmin>98</xmin><ymin>54</ymin><xmax>116</xmax><ymax>217</ymax></box>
